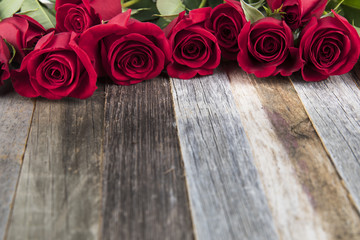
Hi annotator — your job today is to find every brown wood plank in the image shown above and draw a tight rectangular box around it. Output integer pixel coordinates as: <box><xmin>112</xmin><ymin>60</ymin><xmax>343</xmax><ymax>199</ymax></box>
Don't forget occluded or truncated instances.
<box><xmin>0</xmin><ymin>82</ymin><xmax>35</xmax><ymax>240</ymax></box>
<box><xmin>6</xmin><ymin>85</ymin><xmax>105</xmax><ymax>240</ymax></box>
<box><xmin>291</xmin><ymin>73</ymin><xmax>360</xmax><ymax>212</ymax></box>
<box><xmin>102</xmin><ymin>77</ymin><xmax>194</xmax><ymax>240</ymax></box>
<box><xmin>226</xmin><ymin>64</ymin><xmax>360</xmax><ymax>240</ymax></box>
<box><xmin>170</xmin><ymin>71</ymin><xmax>279</xmax><ymax>240</ymax></box>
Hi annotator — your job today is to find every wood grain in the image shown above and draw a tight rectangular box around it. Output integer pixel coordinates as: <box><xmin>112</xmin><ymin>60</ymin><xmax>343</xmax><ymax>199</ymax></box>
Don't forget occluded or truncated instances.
<box><xmin>291</xmin><ymin>73</ymin><xmax>360</xmax><ymax>212</ymax></box>
<box><xmin>6</xmin><ymin>85</ymin><xmax>105</xmax><ymax>240</ymax></box>
<box><xmin>102</xmin><ymin>77</ymin><xmax>194</xmax><ymax>240</ymax></box>
<box><xmin>226</xmin><ymin>65</ymin><xmax>360</xmax><ymax>240</ymax></box>
<box><xmin>170</xmin><ymin>71</ymin><xmax>278</xmax><ymax>240</ymax></box>
<box><xmin>0</xmin><ymin>82</ymin><xmax>35</xmax><ymax>240</ymax></box>
<box><xmin>353</xmin><ymin>62</ymin><xmax>360</xmax><ymax>88</ymax></box>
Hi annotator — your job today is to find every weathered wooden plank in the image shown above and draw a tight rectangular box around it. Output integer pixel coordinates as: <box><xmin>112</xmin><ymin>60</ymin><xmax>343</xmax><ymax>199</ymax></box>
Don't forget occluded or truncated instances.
<box><xmin>102</xmin><ymin>77</ymin><xmax>194</xmax><ymax>240</ymax></box>
<box><xmin>226</xmin><ymin>64</ymin><xmax>360</xmax><ymax>240</ymax></box>
<box><xmin>170</xmin><ymin>71</ymin><xmax>278</xmax><ymax>240</ymax></box>
<box><xmin>6</xmin><ymin>85</ymin><xmax>105</xmax><ymax>240</ymax></box>
<box><xmin>291</xmin><ymin>73</ymin><xmax>360</xmax><ymax>212</ymax></box>
<box><xmin>353</xmin><ymin>62</ymin><xmax>360</xmax><ymax>86</ymax></box>
<box><xmin>0</xmin><ymin>82</ymin><xmax>35</xmax><ymax>240</ymax></box>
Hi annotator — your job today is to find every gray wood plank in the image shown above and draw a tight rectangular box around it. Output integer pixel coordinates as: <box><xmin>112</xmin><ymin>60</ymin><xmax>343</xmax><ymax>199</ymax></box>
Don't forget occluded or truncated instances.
<box><xmin>227</xmin><ymin>65</ymin><xmax>360</xmax><ymax>240</ymax></box>
<box><xmin>0</xmin><ymin>82</ymin><xmax>35</xmax><ymax>240</ymax></box>
<box><xmin>102</xmin><ymin>77</ymin><xmax>194</xmax><ymax>240</ymax></box>
<box><xmin>292</xmin><ymin>73</ymin><xmax>360</xmax><ymax>211</ymax></box>
<box><xmin>170</xmin><ymin>71</ymin><xmax>279</xmax><ymax>240</ymax></box>
<box><xmin>6</xmin><ymin>85</ymin><xmax>105</xmax><ymax>240</ymax></box>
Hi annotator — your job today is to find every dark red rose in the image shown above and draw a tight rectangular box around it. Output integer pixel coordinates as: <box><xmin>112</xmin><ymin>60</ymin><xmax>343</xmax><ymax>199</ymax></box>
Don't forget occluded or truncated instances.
<box><xmin>0</xmin><ymin>37</ymin><xmax>10</xmax><ymax>86</ymax></box>
<box><xmin>0</xmin><ymin>14</ymin><xmax>46</xmax><ymax>63</ymax></box>
<box><xmin>267</xmin><ymin>0</ymin><xmax>327</xmax><ymax>30</ymax></box>
<box><xmin>237</xmin><ymin>17</ymin><xmax>302</xmax><ymax>78</ymax></box>
<box><xmin>164</xmin><ymin>8</ymin><xmax>221</xmax><ymax>79</ymax></box>
<box><xmin>205</xmin><ymin>0</ymin><xmax>248</xmax><ymax>60</ymax></box>
<box><xmin>56</xmin><ymin>0</ymin><xmax>122</xmax><ymax>21</ymax></box>
<box><xmin>56</xmin><ymin>1</ymin><xmax>101</xmax><ymax>33</ymax></box>
<box><xmin>11</xmin><ymin>31</ymin><xmax>97</xmax><ymax>99</ymax></box>
<box><xmin>299</xmin><ymin>11</ymin><xmax>360</xmax><ymax>81</ymax></box>
<box><xmin>79</xmin><ymin>10</ymin><xmax>171</xmax><ymax>85</ymax></box>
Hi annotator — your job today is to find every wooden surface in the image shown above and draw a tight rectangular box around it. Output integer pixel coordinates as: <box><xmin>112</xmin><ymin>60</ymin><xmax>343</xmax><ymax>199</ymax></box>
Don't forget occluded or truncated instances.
<box><xmin>102</xmin><ymin>77</ymin><xmax>193</xmax><ymax>240</ymax></box>
<box><xmin>1</xmin><ymin>64</ymin><xmax>360</xmax><ymax>240</ymax></box>
<box><xmin>171</xmin><ymin>72</ymin><xmax>277</xmax><ymax>240</ymax></box>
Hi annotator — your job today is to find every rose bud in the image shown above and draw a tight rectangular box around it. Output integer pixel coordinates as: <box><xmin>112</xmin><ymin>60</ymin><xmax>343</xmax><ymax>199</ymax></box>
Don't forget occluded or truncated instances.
<box><xmin>299</xmin><ymin>11</ymin><xmax>360</xmax><ymax>81</ymax></box>
<box><xmin>79</xmin><ymin>10</ymin><xmax>171</xmax><ymax>85</ymax></box>
<box><xmin>11</xmin><ymin>31</ymin><xmax>97</xmax><ymax>99</ymax></box>
<box><xmin>0</xmin><ymin>14</ymin><xmax>46</xmax><ymax>63</ymax></box>
<box><xmin>237</xmin><ymin>17</ymin><xmax>302</xmax><ymax>78</ymax></box>
<box><xmin>56</xmin><ymin>0</ymin><xmax>122</xmax><ymax>21</ymax></box>
<box><xmin>164</xmin><ymin>8</ymin><xmax>221</xmax><ymax>79</ymax></box>
<box><xmin>266</xmin><ymin>0</ymin><xmax>327</xmax><ymax>30</ymax></box>
<box><xmin>0</xmin><ymin>37</ymin><xmax>11</xmax><ymax>86</ymax></box>
<box><xmin>56</xmin><ymin>1</ymin><xmax>101</xmax><ymax>33</ymax></box>
<box><xmin>205</xmin><ymin>0</ymin><xmax>248</xmax><ymax>60</ymax></box>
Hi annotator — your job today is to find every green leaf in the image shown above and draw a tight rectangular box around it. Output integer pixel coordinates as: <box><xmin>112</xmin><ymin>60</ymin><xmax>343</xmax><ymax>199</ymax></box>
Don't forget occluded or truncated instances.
<box><xmin>156</xmin><ymin>0</ymin><xmax>185</xmax><ymax>17</ymax></box>
<box><xmin>343</xmin><ymin>0</ymin><xmax>360</xmax><ymax>9</ymax></box>
<box><xmin>0</xmin><ymin>0</ymin><xmax>24</xmax><ymax>19</ymax></box>
<box><xmin>240</xmin><ymin>0</ymin><xmax>264</xmax><ymax>23</ymax></box>
<box><xmin>3</xmin><ymin>39</ymin><xmax>16</xmax><ymax>65</ymax></box>
<box><xmin>208</xmin><ymin>0</ymin><xmax>223</xmax><ymax>8</ymax></box>
<box><xmin>182</xmin><ymin>0</ymin><xmax>202</xmax><ymax>10</ymax></box>
<box><xmin>155</xmin><ymin>17</ymin><xmax>171</xmax><ymax>29</ymax></box>
<box><xmin>246</xmin><ymin>0</ymin><xmax>265</xmax><ymax>9</ymax></box>
<box><xmin>342</xmin><ymin>5</ymin><xmax>360</xmax><ymax>27</ymax></box>
<box><xmin>124</xmin><ymin>0</ymin><xmax>159</xmax><ymax>22</ymax></box>
<box><xmin>19</xmin><ymin>0</ymin><xmax>56</xmax><ymax>29</ymax></box>
<box><xmin>354</xmin><ymin>25</ymin><xmax>360</xmax><ymax>36</ymax></box>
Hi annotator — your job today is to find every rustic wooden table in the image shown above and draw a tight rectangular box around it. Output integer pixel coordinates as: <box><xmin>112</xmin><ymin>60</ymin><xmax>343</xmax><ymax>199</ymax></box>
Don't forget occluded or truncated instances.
<box><xmin>1</xmin><ymin>62</ymin><xmax>360</xmax><ymax>240</ymax></box>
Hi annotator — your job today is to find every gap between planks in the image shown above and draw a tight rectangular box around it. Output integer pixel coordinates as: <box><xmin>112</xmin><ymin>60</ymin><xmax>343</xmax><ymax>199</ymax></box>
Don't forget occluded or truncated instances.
<box><xmin>101</xmin><ymin>77</ymin><xmax>194</xmax><ymax>240</ymax></box>
<box><xmin>226</xmin><ymin>64</ymin><xmax>360</xmax><ymax>240</ymax></box>
<box><xmin>5</xmin><ymin>85</ymin><xmax>105</xmax><ymax>240</ymax></box>
<box><xmin>0</xmin><ymin>81</ymin><xmax>36</xmax><ymax>240</ymax></box>
<box><xmin>290</xmin><ymin>72</ymin><xmax>360</xmax><ymax>214</ymax></box>
<box><xmin>170</xmin><ymin>71</ymin><xmax>279</xmax><ymax>240</ymax></box>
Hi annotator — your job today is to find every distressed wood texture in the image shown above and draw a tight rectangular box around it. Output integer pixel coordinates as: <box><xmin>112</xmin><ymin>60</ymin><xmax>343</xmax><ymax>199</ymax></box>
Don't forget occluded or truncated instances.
<box><xmin>6</xmin><ymin>86</ymin><xmax>105</xmax><ymax>240</ymax></box>
<box><xmin>0</xmin><ymin>82</ymin><xmax>35</xmax><ymax>240</ymax></box>
<box><xmin>170</xmin><ymin>71</ymin><xmax>278</xmax><ymax>240</ymax></box>
<box><xmin>291</xmin><ymin>73</ymin><xmax>360</xmax><ymax>212</ymax></box>
<box><xmin>226</xmin><ymin>65</ymin><xmax>360</xmax><ymax>240</ymax></box>
<box><xmin>102</xmin><ymin>77</ymin><xmax>194</xmax><ymax>240</ymax></box>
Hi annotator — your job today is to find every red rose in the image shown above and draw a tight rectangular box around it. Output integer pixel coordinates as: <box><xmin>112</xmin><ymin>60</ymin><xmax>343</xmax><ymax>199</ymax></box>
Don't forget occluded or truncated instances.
<box><xmin>0</xmin><ymin>37</ymin><xmax>10</xmax><ymax>86</ymax></box>
<box><xmin>56</xmin><ymin>1</ymin><xmax>101</xmax><ymax>33</ymax></box>
<box><xmin>299</xmin><ymin>11</ymin><xmax>360</xmax><ymax>81</ymax></box>
<box><xmin>205</xmin><ymin>0</ymin><xmax>248</xmax><ymax>60</ymax></box>
<box><xmin>164</xmin><ymin>8</ymin><xmax>221</xmax><ymax>79</ymax></box>
<box><xmin>56</xmin><ymin>0</ymin><xmax>122</xmax><ymax>21</ymax></box>
<box><xmin>0</xmin><ymin>14</ymin><xmax>46</xmax><ymax>63</ymax></box>
<box><xmin>79</xmin><ymin>10</ymin><xmax>171</xmax><ymax>85</ymax></box>
<box><xmin>11</xmin><ymin>32</ymin><xmax>97</xmax><ymax>99</ymax></box>
<box><xmin>267</xmin><ymin>0</ymin><xmax>327</xmax><ymax>30</ymax></box>
<box><xmin>237</xmin><ymin>17</ymin><xmax>302</xmax><ymax>78</ymax></box>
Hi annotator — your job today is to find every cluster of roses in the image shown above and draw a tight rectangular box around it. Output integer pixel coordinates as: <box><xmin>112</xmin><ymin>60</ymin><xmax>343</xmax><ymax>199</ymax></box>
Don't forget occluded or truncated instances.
<box><xmin>0</xmin><ymin>0</ymin><xmax>359</xmax><ymax>99</ymax></box>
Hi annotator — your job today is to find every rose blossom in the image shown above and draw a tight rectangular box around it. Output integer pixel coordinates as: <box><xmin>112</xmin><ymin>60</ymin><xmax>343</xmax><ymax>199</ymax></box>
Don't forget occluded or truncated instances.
<box><xmin>11</xmin><ymin>31</ymin><xmax>97</xmax><ymax>99</ymax></box>
<box><xmin>205</xmin><ymin>0</ymin><xmax>248</xmax><ymax>60</ymax></box>
<box><xmin>237</xmin><ymin>17</ymin><xmax>302</xmax><ymax>78</ymax></box>
<box><xmin>79</xmin><ymin>10</ymin><xmax>171</xmax><ymax>85</ymax></box>
<box><xmin>56</xmin><ymin>1</ymin><xmax>101</xmax><ymax>33</ymax></box>
<box><xmin>164</xmin><ymin>8</ymin><xmax>221</xmax><ymax>79</ymax></box>
<box><xmin>267</xmin><ymin>0</ymin><xmax>327</xmax><ymax>30</ymax></box>
<box><xmin>299</xmin><ymin>11</ymin><xmax>360</xmax><ymax>81</ymax></box>
<box><xmin>0</xmin><ymin>14</ymin><xmax>46</xmax><ymax>63</ymax></box>
<box><xmin>56</xmin><ymin>0</ymin><xmax>122</xmax><ymax>20</ymax></box>
<box><xmin>0</xmin><ymin>37</ymin><xmax>10</xmax><ymax>86</ymax></box>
